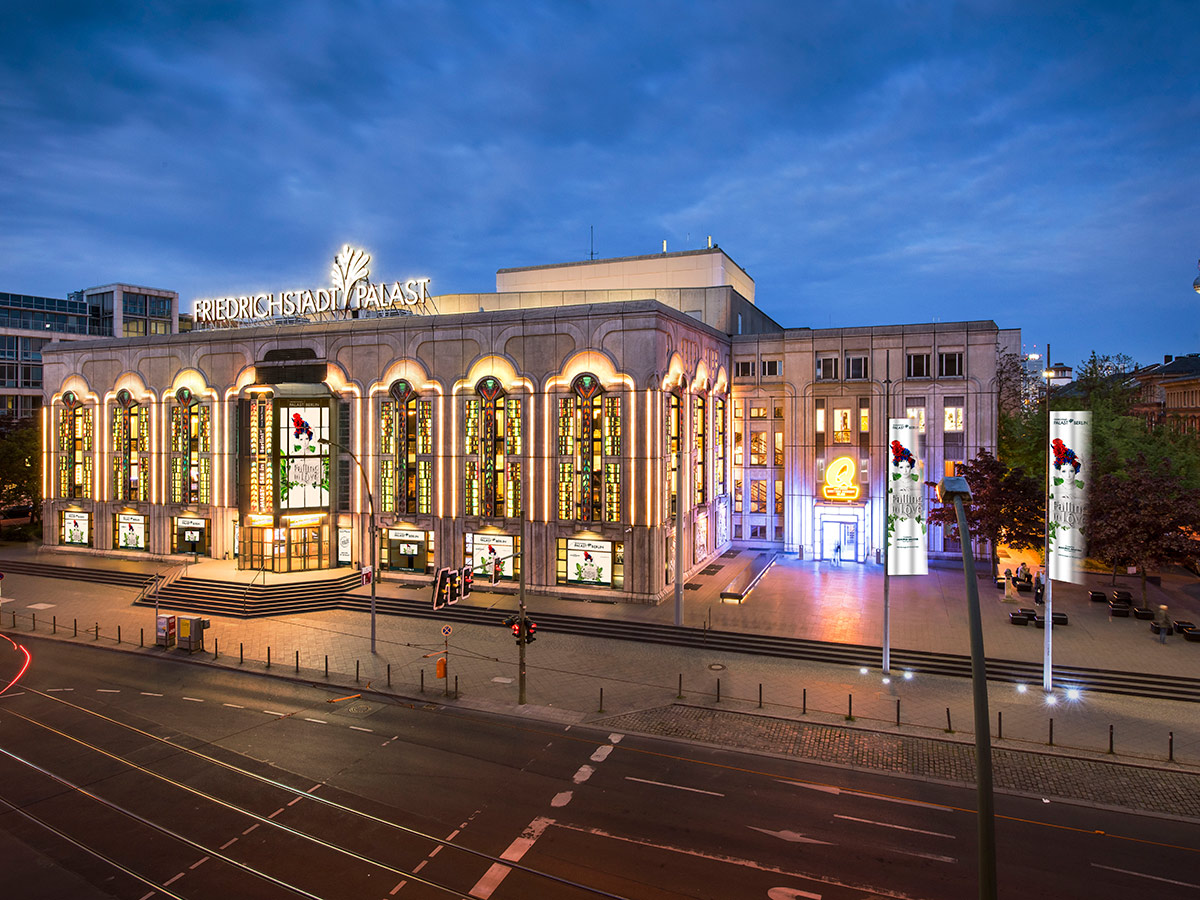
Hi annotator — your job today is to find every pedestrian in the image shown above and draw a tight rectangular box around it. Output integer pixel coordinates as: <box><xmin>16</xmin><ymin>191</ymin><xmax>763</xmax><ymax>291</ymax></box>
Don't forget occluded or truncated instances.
<box><xmin>1154</xmin><ymin>605</ymin><xmax>1171</xmax><ymax>643</ymax></box>
<box><xmin>833</xmin><ymin>542</ymin><xmax>841</xmax><ymax>566</ymax></box>
<box><xmin>1033</xmin><ymin>570</ymin><xmax>1044</xmax><ymax>605</ymax></box>
<box><xmin>1016</xmin><ymin>561</ymin><xmax>1029</xmax><ymax>583</ymax></box>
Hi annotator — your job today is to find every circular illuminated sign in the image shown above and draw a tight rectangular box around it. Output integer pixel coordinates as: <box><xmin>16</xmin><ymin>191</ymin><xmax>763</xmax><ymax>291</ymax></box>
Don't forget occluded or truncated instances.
<box><xmin>822</xmin><ymin>456</ymin><xmax>860</xmax><ymax>501</ymax></box>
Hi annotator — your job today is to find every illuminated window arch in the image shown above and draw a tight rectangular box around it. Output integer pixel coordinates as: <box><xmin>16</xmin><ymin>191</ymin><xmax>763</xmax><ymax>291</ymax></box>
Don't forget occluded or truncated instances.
<box><xmin>713</xmin><ymin>395</ymin><xmax>727</xmax><ymax>497</ymax></box>
<box><xmin>557</xmin><ymin>374</ymin><xmax>621</xmax><ymax>522</ymax></box>
<box><xmin>170</xmin><ymin>386</ymin><xmax>211</xmax><ymax>504</ymax></box>
<box><xmin>112</xmin><ymin>388</ymin><xmax>149</xmax><ymax>502</ymax></box>
<box><xmin>380</xmin><ymin>379</ymin><xmax>434</xmax><ymax>515</ymax></box>
<box><xmin>693</xmin><ymin>394</ymin><xmax>707</xmax><ymax>505</ymax></box>
<box><xmin>57</xmin><ymin>390</ymin><xmax>92</xmax><ymax>499</ymax></box>
<box><xmin>464</xmin><ymin>376</ymin><xmax>521</xmax><ymax>517</ymax></box>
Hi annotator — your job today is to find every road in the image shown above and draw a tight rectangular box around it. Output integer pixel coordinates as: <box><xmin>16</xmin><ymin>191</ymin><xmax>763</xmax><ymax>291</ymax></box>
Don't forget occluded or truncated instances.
<box><xmin>0</xmin><ymin>634</ymin><xmax>1197</xmax><ymax>900</ymax></box>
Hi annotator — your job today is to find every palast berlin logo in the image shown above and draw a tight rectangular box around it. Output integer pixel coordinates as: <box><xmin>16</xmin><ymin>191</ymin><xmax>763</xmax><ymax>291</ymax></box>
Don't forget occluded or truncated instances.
<box><xmin>194</xmin><ymin>245</ymin><xmax>431</xmax><ymax>324</ymax></box>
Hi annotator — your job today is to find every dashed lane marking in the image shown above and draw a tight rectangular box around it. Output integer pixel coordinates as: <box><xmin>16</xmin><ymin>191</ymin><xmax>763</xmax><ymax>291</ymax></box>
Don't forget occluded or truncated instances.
<box><xmin>45</xmin><ymin>688</ymin><xmax>73</xmax><ymax>692</ymax></box>
<box><xmin>163</xmin><ymin>872</ymin><xmax>185</xmax><ymax>887</ymax></box>
<box><xmin>1092</xmin><ymin>863</ymin><xmax>1200</xmax><ymax>889</ymax></box>
<box><xmin>303</xmin><ymin>718</ymin><xmax>328</xmax><ymax>724</ymax></box>
<box><xmin>350</xmin><ymin>725</ymin><xmax>374</xmax><ymax>732</ymax></box>
<box><xmin>412</xmin><ymin>859</ymin><xmax>428</xmax><ymax>873</ymax></box>
<box><xmin>140</xmin><ymin>692</ymin><xmax>163</xmax><ymax>697</ymax></box>
<box><xmin>834</xmin><ymin>815</ymin><xmax>955</xmax><ymax>839</ymax></box>
<box><xmin>388</xmin><ymin>880</ymin><xmax>407</xmax><ymax>895</ymax></box>
<box><xmin>573</xmin><ymin>765</ymin><xmax>595</xmax><ymax>784</ymax></box>
<box><xmin>96</xmin><ymin>689</ymin><xmax>120</xmax><ymax>693</ymax></box>
<box><xmin>590</xmin><ymin>745</ymin><xmax>613</xmax><ymax>763</ymax></box>
<box><xmin>551</xmin><ymin>791</ymin><xmax>572</xmax><ymax>807</ymax></box>
<box><xmin>182</xmin><ymin>697</ymin><xmax>203</xmax><ymax>703</ymax></box>
<box><xmin>469</xmin><ymin>816</ymin><xmax>554</xmax><ymax>900</ymax></box>
<box><xmin>891</xmin><ymin>848</ymin><xmax>957</xmax><ymax>864</ymax></box>
<box><xmin>189</xmin><ymin>856</ymin><xmax>210</xmax><ymax>870</ymax></box>
<box><xmin>263</xmin><ymin>710</ymin><xmax>287</xmax><ymax>716</ymax></box>
<box><xmin>287</xmin><ymin>796</ymin><xmax>303</xmax><ymax>807</ymax></box>
<box><xmin>223</xmin><ymin>703</ymin><xmax>245</xmax><ymax>709</ymax></box>
<box><xmin>625</xmin><ymin>776</ymin><xmax>724</xmax><ymax>797</ymax></box>
<box><xmin>242</xmin><ymin>823</ymin><xmax>259</xmax><ymax>836</ymax></box>
<box><xmin>219</xmin><ymin>838</ymin><xmax>238</xmax><ymax>850</ymax></box>
<box><xmin>267</xmin><ymin>808</ymin><xmax>285</xmax><ymax>819</ymax></box>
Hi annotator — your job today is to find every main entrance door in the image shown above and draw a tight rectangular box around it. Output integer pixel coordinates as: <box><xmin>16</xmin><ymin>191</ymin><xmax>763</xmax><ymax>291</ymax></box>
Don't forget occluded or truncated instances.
<box><xmin>240</xmin><ymin>523</ymin><xmax>330</xmax><ymax>572</ymax></box>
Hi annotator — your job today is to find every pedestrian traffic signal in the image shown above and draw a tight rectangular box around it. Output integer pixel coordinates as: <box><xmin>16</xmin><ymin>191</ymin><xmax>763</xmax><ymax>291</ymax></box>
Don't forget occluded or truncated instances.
<box><xmin>460</xmin><ymin>565</ymin><xmax>473</xmax><ymax>600</ymax></box>
<box><xmin>526</xmin><ymin>620</ymin><xmax>537</xmax><ymax>643</ymax></box>
<box><xmin>490</xmin><ymin>555</ymin><xmax>502</xmax><ymax>585</ymax></box>
<box><xmin>504</xmin><ymin>614</ymin><xmax>520</xmax><ymax>642</ymax></box>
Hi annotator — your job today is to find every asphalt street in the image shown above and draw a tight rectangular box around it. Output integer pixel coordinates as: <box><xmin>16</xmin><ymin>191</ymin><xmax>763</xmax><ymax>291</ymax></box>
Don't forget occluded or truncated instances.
<box><xmin>1</xmin><ymin>637</ymin><xmax>1198</xmax><ymax>900</ymax></box>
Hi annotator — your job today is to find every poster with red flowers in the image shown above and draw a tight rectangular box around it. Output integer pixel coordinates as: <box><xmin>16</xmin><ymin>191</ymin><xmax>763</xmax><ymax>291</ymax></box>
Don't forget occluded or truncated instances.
<box><xmin>887</xmin><ymin>418</ymin><xmax>928</xmax><ymax>575</ymax></box>
<box><xmin>1048</xmin><ymin>411</ymin><xmax>1090</xmax><ymax>584</ymax></box>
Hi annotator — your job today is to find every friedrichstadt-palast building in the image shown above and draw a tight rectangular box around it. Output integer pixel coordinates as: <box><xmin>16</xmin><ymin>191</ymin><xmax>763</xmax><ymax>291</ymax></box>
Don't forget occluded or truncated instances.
<box><xmin>41</xmin><ymin>245</ymin><xmax>1019</xmax><ymax>603</ymax></box>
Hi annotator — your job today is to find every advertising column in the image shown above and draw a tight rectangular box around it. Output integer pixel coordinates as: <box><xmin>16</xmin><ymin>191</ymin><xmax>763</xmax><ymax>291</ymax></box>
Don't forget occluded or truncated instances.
<box><xmin>887</xmin><ymin>419</ymin><xmax>927</xmax><ymax>575</ymax></box>
<box><xmin>1047</xmin><ymin>411</ymin><xmax>1090</xmax><ymax>584</ymax></box>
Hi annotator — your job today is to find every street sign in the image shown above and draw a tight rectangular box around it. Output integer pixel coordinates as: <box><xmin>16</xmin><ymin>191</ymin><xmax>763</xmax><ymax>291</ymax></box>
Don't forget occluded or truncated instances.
<box><xmin>441</xmin><ymin>625</ymin><xmax>452</xmax><ymax>637</ymax></box>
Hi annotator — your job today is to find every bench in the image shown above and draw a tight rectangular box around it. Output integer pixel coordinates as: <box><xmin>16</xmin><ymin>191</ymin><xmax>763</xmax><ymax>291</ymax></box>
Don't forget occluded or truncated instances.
<box><xmin>1132</xmin><ymin>607</ymin><xmax>1154</xmax><ymax>620</ymax></box>
<box><xmin>719</xmin><ymin>551</ymin><xmax>777</xmax><ymax>602</ymax></box>
<box><xmin>1112</xmin><ymin>589</ymin><xmax>1133</xmax><ymax>603</ymax></box>
<box><xmin>1109</xmin><ymin>601</ymin><xmax>1131</xmax><ymax>617</ymax></box>
<box><xmin>1089</xmin><ymin>590</ymin><xmax>1107</xmax><ymax>602</ymax></box>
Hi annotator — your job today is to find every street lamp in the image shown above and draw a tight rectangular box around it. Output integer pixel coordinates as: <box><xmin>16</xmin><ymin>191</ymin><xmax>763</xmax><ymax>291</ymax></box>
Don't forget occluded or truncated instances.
<box><xmin>318</xmin><ymin>437</ymin><xmax>377</xmax><ymax>654</ymax></box>
<box><xmin>937</xmin><ymin>475</ymin><xmax>998</xmax><ymax>900</ymax></box>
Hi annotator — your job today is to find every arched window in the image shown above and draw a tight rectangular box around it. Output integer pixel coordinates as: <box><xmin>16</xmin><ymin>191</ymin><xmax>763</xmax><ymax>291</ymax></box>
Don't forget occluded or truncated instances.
<box><xmin>112</xmin><ymin>388</ymin><xmax>148</xmax><ymax>501</ymax></box>
<box><xmin>464</xmin><ymin>376</ymin><xmax>521</xmax><ymax>517</ymax></box>
<box><xmin>665</xmin><ymin>390</ymin><xmax>681</xmax><ymax>517</ymax></box>
<box><xmin>693</xmin><ymin>394</ymin><xmax>707</xmax><ymax>505</ymax></box>
<box><xmin>557</xmin><ymin>374</ymin><xmax>621</xmax><ymax>522</ymax></box>
<box><xmin>380</xmin><ymin>379</ymin><xmax>434</xmax><ymax>515</ymax></box>
<box><xmin>57</xmin><ymin>390</ymin><xmax>92</xmax><ymax>499</ymax></box>
<box><xmin>170</xmin><ymin>386</ymin><xmax>210</xmax><ymax>504</ymax></box>
<box><xmin>714</xmin><ymin>396</ymin><xmax>727</xmax><ymax>497</ymax></box>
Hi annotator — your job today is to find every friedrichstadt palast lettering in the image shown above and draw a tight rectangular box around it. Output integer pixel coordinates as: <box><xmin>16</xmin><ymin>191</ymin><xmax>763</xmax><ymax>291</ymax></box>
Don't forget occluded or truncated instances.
<box><xmin>194</xmin><ymin>245</ymin><xmax>431</xmax><ymax>324</ymax></box>
<box><xmin>40</xmin><ymin>243</ymin><xmax>1019</xmax><ymax>604</ymax></box>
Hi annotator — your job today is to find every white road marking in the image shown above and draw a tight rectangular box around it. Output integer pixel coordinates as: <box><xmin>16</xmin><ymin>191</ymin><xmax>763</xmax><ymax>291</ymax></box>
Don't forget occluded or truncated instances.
<box><xmin>767</xmin><ymin>888</ymin><xmax>822</xmax><ymax>900</ymax></box>
<box><xmin>303</xmin><ymin>717</ymin><xmax>327</xmax><ymax>724</ymax></box>
<box><xmin>892</xmin><ymin>848</ymin><xmax>957</xmax><ymax>864</ymax></box>
<box><xmin>608</xmin><ymin>733</ymin><xmax>624</xmax><ymax>743</ymax></box>
<box><xmin>182</xmin><ymin>697</ymin><xmax>203</xmax><ymax>703</ymax></box>
<box><xmin>189</xmin><ymin>856</ymin><xmax>210</xmax><ymax>869</ymax></box>
<box><xmin>219</xmin><ymin>837</ymin><xmax>238</xmax><ymax>850</ymax></box>
<box><xmin>388</xmin><ymin>880</ymin><xmax>407</xmax><ymax>895</ymax></box>
<box><xmin>444</xmin><ymin>828</ymin><xmax>460</xmax><ymax>840</ymax></box>
<box><xmin>834</xmin><ymin>815</ymin><xmax>955</xmax><ymax>838</ymax></box>
<box><xmin>242</xmin><ymin>823</ymin><xmax>259</xmax><ymax>835</ymax></box>
<box><xmin>263</xmin><ymin>709</ymin><xmax>287</xmax><ymax>716</ymax></box>
<box><xmin>223</xmin><ymin>703</ymin><xmax>244</xmax><ymax>709</ymax></box>
<box><xmin>625</xmin><ymin>776</ymin><xmax>724</xmax><ymax>797</ymax></box>
<box><xmin>267</xmin><ymin>808</ymin><xmax>285</xmax><ymax>819</ymax></box>
<box><xmin>350</xmin><ymin>725</ymin><xmax>373</xmax><ymax>732</ymax></box>
<box><xmin>783</xmin><ymin>780</ymin><xmax>952</xmax><ymax>811</ymax></box>
<box><xmin>590</xmin><ymin>745</ymin><xmax>614</xmax><ymax>762</ymax></box>
<box><xmin>138</xmin><ymin>892</ymin><xmax>155</xmax><ymax>900</ymax></box>
<box><xmin>412</xmin><ymin>859</ymin><xmax>427</xmax><ymax>873</ymax></box>
<box><xmin>287</xmin><ymin>796</ymin><xmax>304</xmax><ymax>806</ymax></box>
<box><xmin>0</xmin><ymin>691</ymin><xmax>25</xmax><ymax>699</ymax></box>
<box><xmin>469</xmin><ymin>816</ymin><xmax>554</xmax><ymax>899</ymax></box>
<box><xmin>140</xmin><ymin>692</ymin><xmax>163</xmax><ymax>696</ymax></box>
<box><xmin>96</xmin><ymin>689</ymin><xmax>120</xmax><ymax>693</ymax></box>
<box><xmin>748</xmin><ymin>826</ymin><xmax>833</xmax><ymax>845</ymax></box>
<box><xmin>46</xmin><ymin>688</ymin><xmax>73</xmax><ymax>692</ymax></box>
<box><xmin>1092</xmin><ymin>863</ymin><xmax>1200</xmax><ymax>889</ymax></box>
<box><xmin>551</xmin><ymin>791</ymin><xmax>573</xmax><ymax>807</ymax></box>
<box><xmin>573</xmin><ymin>764</ymin><xmax>595</xmax><ymax>784</ymax></box>
<box><xmin>163</xmin><ymin>872</ymin><xmax>185</xmax><ymax>886</ymax></box>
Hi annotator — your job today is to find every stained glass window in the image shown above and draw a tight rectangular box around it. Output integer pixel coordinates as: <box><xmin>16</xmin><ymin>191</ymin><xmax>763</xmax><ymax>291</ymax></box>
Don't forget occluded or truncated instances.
<box><xmin>58</xmin><ymin>394</ymin><xmax>92</xmax><ymax>499</ymax></box>
<box><xmin>248</xmin><ymin>397</ymin><xmax>273</xmax><ymax>514</ymax></box>
<box><xmin>111</xmin><ymin>391</ymin><xmax>149</xmax><ymax>502</ymax></box>
<box><xmin>558</xmin><ymin>374</ymin><xmax>621</xmax><ymax>522</ymax></box>
<box><xmin>170</xmin><ymin>390</ymin><xmax>211</xmax><ymax>504</ymax></box>
<box><xmin>380</xmin><ymin>381</ymin><xmax>433</xmax><ymax>515</ymax></box>
<box><xmin>464</xmin><ymin>378</ymin><xmax>520</xmax><ymax>518</ymax></box>
<box><xmin>714</xmin><ymin>398</ymin><xmax>726</xmax><ymax>496</ymax></box>
<box><xmin>693</xmin><ymin>395</ymin><xmax>706</xmax><ymax>505</ymax></box>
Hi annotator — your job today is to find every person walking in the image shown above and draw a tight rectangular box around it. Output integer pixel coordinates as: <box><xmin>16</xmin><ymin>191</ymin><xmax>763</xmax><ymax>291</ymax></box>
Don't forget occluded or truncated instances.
<box><xmin>1033</xmin><ymin>569</ymin><xmax>1044</xmax><ymax>605</ymax></box>
<box><xmin>1154</xmin><ymin>605</ymin><xmax>1171</xmax><ymax>643</ymax></box>
<box><xmin>833</xmin><ymin>542</ymin><xmax>841</xmax><ymax>566</ymax></box>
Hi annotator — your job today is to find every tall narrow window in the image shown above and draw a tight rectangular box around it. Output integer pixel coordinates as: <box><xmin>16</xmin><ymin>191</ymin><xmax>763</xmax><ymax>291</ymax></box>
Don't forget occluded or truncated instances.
<box><xmin>465</xmin><ymin>376</ymin><xmax>519</xmax><ymax>517</ymax></box>
<box><xmin>693</xmin><ymin>395</ymin><xmax>706</xmax><ymax>505</ymax></box>
<box><xmin>381</xmin><ymin>380</ymin><xmax>435</xmax><ymax>515</ymax></box>
<box><xmin>557</xmin><ymin>374</ymin><xmax>620</xmax><ymax>522</ymax></box>
<box><xmin>112</xmin><ymin>389</ymin><xmax>148</xmax><ymax>502</ymax></box>
<box><xmin>248</xmin><ymin>395</ymin><xmax>273</xmax><ymax>514</ymax></box>
<box><xmin>57</xmin><ymin>391</ymin><xmax>92</xmax><ymax>499</ymax></box>
<box><xmin>170</xmin><ymin>387</ymin><xmax>210</xmax><ymax>504</ymax></box>
<box><xmin>667</xmin><ymin>391</ymin><xmax>681</xmax><ymax>517</ymax></box>
<box><xmin>714</xmin><ymin>398</ymin><xmax>726</xmax><ymax>496</ymax></box>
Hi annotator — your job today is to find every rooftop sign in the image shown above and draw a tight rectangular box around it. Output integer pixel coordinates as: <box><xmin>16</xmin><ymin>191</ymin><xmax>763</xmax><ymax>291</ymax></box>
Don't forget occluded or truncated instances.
<box><xmin>193</xmin><ymin>245</ymin><xmax>431</xmax><ymax>325</ymax></box>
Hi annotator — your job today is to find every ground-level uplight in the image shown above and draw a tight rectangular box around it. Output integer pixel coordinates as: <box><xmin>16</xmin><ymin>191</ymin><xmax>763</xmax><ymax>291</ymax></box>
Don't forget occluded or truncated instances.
<box><xmin>903</xmin><ymin>670</ymin><xmax>914</xmax><ymax>680</ymax></box>
<box><xmin>1045</xmin><ymin>693</ymin><xmax>1059</xmax><ymax>706</ymax></box>
<box><xmin>1017</xmin><ymin>683</ymin><xmax>1028</xmax><ymax>694</ymax></box>
<box><xmin>881</xmin><ymin>677</ymin><xmax>891</xmax><ymax>685</ymax></box>
<box><xmin>1066</xmin><ymin>687</ymin><xmax>1082</xmax><ymax>701</ymax></box>
<box><xmin>859</xmin><ymin>667</ymin><xmax>869</xmax><ymax>675</ymax></box>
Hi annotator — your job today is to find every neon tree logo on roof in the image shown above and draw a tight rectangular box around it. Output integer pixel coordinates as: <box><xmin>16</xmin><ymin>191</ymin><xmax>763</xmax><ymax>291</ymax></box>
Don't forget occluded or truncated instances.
<box><xmin>822</xmin><ymin>456</ymin><xmax>860</xmax><ymax>501</ymax></box>
<box><xmin>193</xmin><ymin>245</ymin><xmax>431</xmax><ymax>324</ymax></box>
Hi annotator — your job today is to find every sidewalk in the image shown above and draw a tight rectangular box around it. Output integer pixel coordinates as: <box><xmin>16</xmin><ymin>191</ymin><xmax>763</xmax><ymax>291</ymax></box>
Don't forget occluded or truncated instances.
<box><xmin>1</xmin><ymin>542</ymin><xmax>1198</xmax><ymax>818</ymax></box>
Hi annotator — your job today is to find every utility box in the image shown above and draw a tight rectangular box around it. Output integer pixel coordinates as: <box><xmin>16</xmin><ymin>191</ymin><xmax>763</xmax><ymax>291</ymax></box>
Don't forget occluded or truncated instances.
<box><xmin>155</xmin><ymin>614</ymin><xmax>176</xmax><ymax>648</ymax></box>
<box><xmin>177</xmin><ymin>616</ymin><xmax>210</xmax><ymax>652</ymax></box>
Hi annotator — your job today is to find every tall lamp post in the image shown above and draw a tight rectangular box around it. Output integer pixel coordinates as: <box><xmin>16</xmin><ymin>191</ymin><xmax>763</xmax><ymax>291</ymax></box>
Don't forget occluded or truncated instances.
<box><xmin>319</xmin><ymin>437</ymin><xmax>377</xmax><ymax>654</ymax></box>
<box><xmin>938</xmin><ymin>475</ymin><xmax>998</xmax><ymax>900</ymax></box>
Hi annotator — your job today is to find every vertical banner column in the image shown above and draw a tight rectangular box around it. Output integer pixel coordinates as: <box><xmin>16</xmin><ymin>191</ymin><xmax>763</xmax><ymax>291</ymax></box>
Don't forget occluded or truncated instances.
<box><xmin>1047</xmin><ymin>411</ymin><xmax>1090</xmax><ymax>584</ymax></box>
<box><xmin>887</xmin><ymin>418</ymin><xmax>928</xmax><ymax>575</ymax></box>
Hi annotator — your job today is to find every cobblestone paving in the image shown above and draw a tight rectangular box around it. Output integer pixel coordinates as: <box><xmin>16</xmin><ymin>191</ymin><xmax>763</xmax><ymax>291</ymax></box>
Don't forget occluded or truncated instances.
<box><xmin>597</xmin><ymin>704</ymin><xmax>1200</xmax><ymax>819</ymax></box>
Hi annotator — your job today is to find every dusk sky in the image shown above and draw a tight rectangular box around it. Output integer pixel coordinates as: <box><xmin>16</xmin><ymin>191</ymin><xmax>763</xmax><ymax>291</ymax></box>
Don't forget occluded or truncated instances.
<box><xmin>2</xmin><ymin>1</ymin><xmax>1196</xmax><ymax>371</ymax></box>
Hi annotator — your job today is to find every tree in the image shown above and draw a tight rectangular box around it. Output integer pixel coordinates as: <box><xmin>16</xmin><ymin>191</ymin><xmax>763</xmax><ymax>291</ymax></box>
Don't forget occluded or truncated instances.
<box><xmin>1088</xmin><ymin>453</ymin><xmax>1200</xmax><ymax>605</ymax></box>
<box><xmin>928</xmin><ymin>449</ymin><xmax>1044</xmax><ymax>578</ymax></box>
<box><xmin>0</xmin><ymin>416</ymin><xmax>40</xmax><ymax>523</ymax></box>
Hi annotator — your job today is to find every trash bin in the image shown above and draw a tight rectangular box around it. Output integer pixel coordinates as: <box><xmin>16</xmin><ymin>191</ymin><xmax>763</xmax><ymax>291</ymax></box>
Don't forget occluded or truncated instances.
<box><xmin>155</xmin><ymin>614</ymin><xmax>176</xmax><ymax>648</ymax></box>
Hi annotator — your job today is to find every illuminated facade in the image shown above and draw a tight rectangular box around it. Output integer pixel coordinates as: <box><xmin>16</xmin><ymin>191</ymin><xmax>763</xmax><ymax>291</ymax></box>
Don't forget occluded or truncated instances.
<box><xmin>41</xmin><ymin>247</ymin><xmax>1018</xmax><ymax>602</ymax></box>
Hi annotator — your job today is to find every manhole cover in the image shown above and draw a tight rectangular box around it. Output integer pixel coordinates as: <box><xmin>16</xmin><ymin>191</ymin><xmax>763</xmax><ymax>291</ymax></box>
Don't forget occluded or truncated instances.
<box><xmin>708</xmin><ymin>663</ymin><xmax>726</xmax><ymax>671</ymax></box>
<box><xmin>347</xmin><ymin>702</ymin><xmax>373</xmax><ymax>714</ymax></box>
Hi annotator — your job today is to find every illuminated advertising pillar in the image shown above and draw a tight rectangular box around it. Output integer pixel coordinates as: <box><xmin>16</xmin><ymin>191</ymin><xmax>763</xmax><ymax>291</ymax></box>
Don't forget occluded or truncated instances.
<box><xmin>1048</xmin><ymin>411</ymin><xmax>1090</xmax><ymax>584</ymax></box>
<box><xmin>887</xmin><ymin>418</ymin><xmax>928</xmax><ymax>575</ymax></box>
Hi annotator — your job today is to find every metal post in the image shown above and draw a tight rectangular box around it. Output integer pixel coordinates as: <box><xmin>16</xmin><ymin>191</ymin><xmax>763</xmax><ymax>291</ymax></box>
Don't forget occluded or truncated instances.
<box><xmin>674</xmin><ymin>389</ymin><xmax>684</xmax><ymax>627</ymax></box>
<box><xmin>519</xmin><ymin>509</ymin><xmax>527</xmax><ymax>705</ymax></box>
<box><xmin>320</xmin><ymin>438</ymin><xmax>376</xmax><ymax>653</ymax></box>
<box><xmin>882</xmin><ymin>349</ymin><xmax>891</xmax><ymax>673</ymax></box>
<box><xmin>1043</xmin><ymin>342</ymin><xmax>1054</xmax><ymax>692</ymax></box>
<box><xmin>950</xmin><ymin>492</ymin><xmax>998</xmax><ymax>900</ymax></box>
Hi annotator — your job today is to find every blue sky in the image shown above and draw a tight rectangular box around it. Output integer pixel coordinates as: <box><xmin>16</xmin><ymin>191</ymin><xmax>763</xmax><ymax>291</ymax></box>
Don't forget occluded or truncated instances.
<box><xmin>1</xmin><ymin>1</ymin><xmax>1196</xmax><ymax>370</ymax></box>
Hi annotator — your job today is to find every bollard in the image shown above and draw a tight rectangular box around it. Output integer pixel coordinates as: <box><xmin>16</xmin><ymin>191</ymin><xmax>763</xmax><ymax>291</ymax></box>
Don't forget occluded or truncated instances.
<box><xmin>356</xmin><ymin>660</ymin><xmax>360</xmax><ymax>683</ymax></box>
<box><xmin>214</xmin><ymin>638</ymin><xmax>218</xmax><ymax>659</ymax></box>
<box><xmin>117</xmin><ymin>624</ymin><xmax>121</xmax><ymax>644</ymax></box>
<box><xmin>846</xmin><ymin>693</ymin><xmax>853</xmax><ymax>721</ymax></box>
<box><xmin>31</xmin><ymin>613</ymin><xmax>35</xmax><ymax>631</ymax></box>
<box><xmin>387</xmin><ymin>664</ymin><xmax>391</xmax><ymax>687</ymax></box>
<box><xmin>677</xmin><ymin>673</ymin><xmax>683</xmax><ymax>700</ymax></box>
<box><xmin>1169</xmin><ymin>731</ymin><xmax>1174</xmax><ymax>762</ymax></box>
<box><xmin>716</xmin><ymin>679</ymin><xmax>721</xmax><ymax>703</ymax></box>
<box><xmin>240</xmin><ymin>642</ymin><xmax>244</xmax><ymax>665</ymax></box>
<box><xmin>1049</xmin><ymin>718</ymin><xmax>1054</xmax><ymax>746</ymax></box>
<box><xmin>599</xmin><ymin>687</ymin><xmax>604</xmax><ymax>713</ymax></box>
<box><xmin>758</xmin><ymin>683</ymin><xmax>763</xmax><ymax>709</ymax></box>
<box><xmin>421</xmin><ymin>669</ymin><xmax>424</xmax><ymax>693</ymax></box>
<box><xmin>945</xmin><ymin>707</ymin><xmax>953</xmax><ymax>733</ymax></box>
<box><xmin>140</xmin><ymin>627</ymin><xmax>144</xmax><ymax>648</ymax></box>
<box><xmin>9</xmin><ymin>611</ymin><xmax>13</xmax><ymax>627</ymax></box>
<box><xmin>802</xmin><ymin>687</ymin><xmax>807</xmax><ymax>715</ymax></box>
<box><xmin>896</xmin><ymin>698</ymin><xmax>901</xmax><ymax>728</ymax></box>
<box><xmin>267</xmin><ymin>646</ymin><xmax>271</xmax><ymax>668</ymax></box>
<box><xmin>454</xmin><ymin>675</ymin><xmax>458</xmax><ymax>699</ymax></box>
<box><xmin>53</xmin><ymin>615</ymin><xmax>57</xmax><ymax>634</ymax></box>
<box><xmin>295</xmin><ymin>650</ymin><xmax>299</xmax><ymax>673</ymax></box>
<box><xmin>1109</xmin><ymin>724</ymin><xmax>1114</xmax><ymax>754</ymax></box>
<box><xmin>997</xmin><ymin>710</ymin><xmax>1003</xmax><ymax>740</ymax></box>
<box><xmin>94</xmin><ymin>623</ymin><xmax>99</xmax><ymax>641</ymax></box>
<box><xmin>325</xmin><ymin>655</ymin><xmax>328</xmax><ymax>678</ymax></box>
<box><xmin>74</xmin><ymin>618</ymin><xmax>77</xmax><ymax>637</ymax></box>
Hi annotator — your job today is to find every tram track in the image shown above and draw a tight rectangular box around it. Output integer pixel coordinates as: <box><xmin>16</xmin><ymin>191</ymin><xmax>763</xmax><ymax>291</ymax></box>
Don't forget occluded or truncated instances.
<box><xmin>0</xmin><ymin>677</ymin><xmax>633</xmax><ymax>900</ymax></box>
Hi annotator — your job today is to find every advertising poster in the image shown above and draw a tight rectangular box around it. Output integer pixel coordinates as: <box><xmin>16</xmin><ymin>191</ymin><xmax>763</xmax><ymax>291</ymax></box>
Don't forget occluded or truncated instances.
<box><xmin>117</xmin><ymin>513</ymin><xmax>146</xmax><ymax>550</ymax></box>
<box><xmin>567</xmin><ymin>539</ymin><xmax>613</xmax><ymax>585</ymax></box>
<box><xmin>887</xmin><ymin>418</ymin><xmax>928</xmax><ymax>575</ymax></box>
<box><xmin>469</xmin><ymin>533</ymin><xmax>514</xmax><ymax>578</ymax></box>
<box><xmin>694</xmin><ymin>513</ymin><xmax>709</xmax><ymax>563</ymax></box>
<box><xmin>337</xmin><ymin>528</ymin><xmax>352</xmax><ymax>563</ymax></box>
<box><xmin>279</xmin><ymin>405</ymin><xmax>330</xmax><ymax>509</ymax></box>
<box><xmin>64</xmin><ymin>511</ymin><xmax>89</xmax><ymax>545</ymax></box>
<box><xmin>1048</xmin><ymin>411</ymin><xmax>1090</xmax><ymax>584</ymax></box>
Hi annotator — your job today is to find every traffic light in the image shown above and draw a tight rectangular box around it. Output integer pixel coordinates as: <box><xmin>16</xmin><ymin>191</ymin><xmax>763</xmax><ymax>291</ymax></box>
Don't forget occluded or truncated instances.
<box><xmin>490</xmin><ymin>555</ymin><xmax>502</xmax><ymax>585</ymax></box>
<box><xmin>504</xmin><ymin>615</ymin><xmax>520</xmax><ymax>643</ymax></box>
<box><xmin>460</xmin><ymin>565</ymin><xmax>473</xmax><ymax>600</ymax></box>
<box><xmin>432</xmin><ymin>567</ymin><xmax>450</xmax><ymax>610</ymax></box>
<box><xmin>525</xmin><ymin>620</ymin><xmax>537</xmax><ymax>644</ymax></box>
